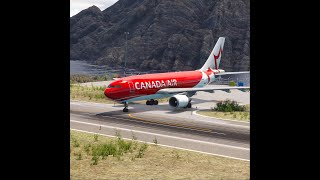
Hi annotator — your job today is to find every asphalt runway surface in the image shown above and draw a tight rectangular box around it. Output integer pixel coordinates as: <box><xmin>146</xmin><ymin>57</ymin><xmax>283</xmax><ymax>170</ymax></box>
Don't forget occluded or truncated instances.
<box><xmin>70</xmin><ymin>95</ymin><xmax>250</xmax><ymax>161</ymax></box>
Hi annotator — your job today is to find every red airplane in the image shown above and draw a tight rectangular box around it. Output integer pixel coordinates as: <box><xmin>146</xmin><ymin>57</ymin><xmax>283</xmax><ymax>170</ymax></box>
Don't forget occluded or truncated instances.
<box><xmin>104</xmin><ymin>37</ymin><xmax>249</xmax><ymax>112</ymax></box>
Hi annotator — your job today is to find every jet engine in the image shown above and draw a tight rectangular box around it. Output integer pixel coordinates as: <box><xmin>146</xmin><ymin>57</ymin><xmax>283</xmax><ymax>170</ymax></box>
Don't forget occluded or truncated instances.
<box><xmin>169</xmin><ymin>95</ymin><xmax>190</xmax><ymax>108</ymax></box>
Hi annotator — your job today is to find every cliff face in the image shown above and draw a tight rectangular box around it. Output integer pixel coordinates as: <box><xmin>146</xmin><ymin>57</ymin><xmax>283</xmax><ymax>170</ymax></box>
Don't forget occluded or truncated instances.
<box><xmin>70</xmin><ymin>0</ymin><xmax>250</xmax><ymax>72</ymax></box>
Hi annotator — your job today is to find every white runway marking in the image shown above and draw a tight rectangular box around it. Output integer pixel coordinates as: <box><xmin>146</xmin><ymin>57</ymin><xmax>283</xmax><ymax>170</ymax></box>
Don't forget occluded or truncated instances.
<box><xmin>70</xmin><ymin>119</ymin><xmax>249</xmax><ymax>150</ymax></box>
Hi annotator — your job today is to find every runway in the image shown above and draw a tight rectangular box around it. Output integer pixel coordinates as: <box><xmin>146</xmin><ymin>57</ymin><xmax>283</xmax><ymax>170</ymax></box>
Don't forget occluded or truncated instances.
<box><xmin>70</xmin><ymin>99</ymin><xmax>250</xmax><ymax>161</ymax></box>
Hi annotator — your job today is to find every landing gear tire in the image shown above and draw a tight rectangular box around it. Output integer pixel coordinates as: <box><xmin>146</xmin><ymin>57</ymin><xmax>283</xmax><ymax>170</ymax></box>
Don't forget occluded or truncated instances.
<box><xmin>146</xmin><ymin>99</ymin><xmax>158</xmax><ymax>105</ymax></box>
<box><xmin>150</xmin><ymin>99</ymin><xmax>155</xmax><ymax>105</ymax></box>
<box><xmin>123</xmin><ymin>102</ymin><xmax>129</xmax><ymax>112</ymax></box>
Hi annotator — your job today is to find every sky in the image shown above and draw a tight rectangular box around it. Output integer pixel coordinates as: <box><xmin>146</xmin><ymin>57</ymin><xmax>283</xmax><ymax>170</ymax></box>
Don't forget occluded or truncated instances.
<box><xmin>70</xmin><ymin>0</ymin><xmax>119</xmax><ymax>17</ymax></box>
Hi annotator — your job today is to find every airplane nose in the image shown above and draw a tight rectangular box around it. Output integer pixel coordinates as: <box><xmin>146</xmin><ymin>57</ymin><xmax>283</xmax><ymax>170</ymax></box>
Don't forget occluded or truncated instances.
<box><xmin>104</xmin><ymin>88</ymin><xmax>111</xmax><ymax>97</ymax></box>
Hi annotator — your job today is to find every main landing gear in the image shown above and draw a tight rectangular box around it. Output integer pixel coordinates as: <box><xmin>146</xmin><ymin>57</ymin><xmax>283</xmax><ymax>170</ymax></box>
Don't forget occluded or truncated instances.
<box><xmin>186</xmin><ymin>102</ymin><xmax>192</xmax><ymax>108</ymax></box>
<box><xmin>123</xmin><ymin>102</ymin><xmax>129</xmax><ymax>112</ymax></box>
<box><xmin>146</xmin><ymin>99</ymin><xmax>158</xmax><ymax>105</ymax></box>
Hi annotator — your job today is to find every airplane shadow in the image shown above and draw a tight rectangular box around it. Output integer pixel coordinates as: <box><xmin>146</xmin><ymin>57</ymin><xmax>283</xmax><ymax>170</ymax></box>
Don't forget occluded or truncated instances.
<box><xmin>96</xmin><ymin>98</ymin><xmax>219</xmax><ymax>116</ymax></box>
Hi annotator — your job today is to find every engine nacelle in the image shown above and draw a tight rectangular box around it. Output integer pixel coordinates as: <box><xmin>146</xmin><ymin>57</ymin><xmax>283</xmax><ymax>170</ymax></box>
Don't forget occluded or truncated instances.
<box><xmin>169</xmin><ymin>95</ymin><xmax>190</xmax><ymax>108</ymax></box>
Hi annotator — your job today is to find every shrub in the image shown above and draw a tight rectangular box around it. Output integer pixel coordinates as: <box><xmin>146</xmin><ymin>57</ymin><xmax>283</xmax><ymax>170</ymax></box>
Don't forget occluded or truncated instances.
<box><xmin>243</xmin><ymin>112</ymin><xmax>249</xmax><ymax>119</ymax></box>
<box><xmin>117</xmin><ymin>138</ymin><xmax>133</xmax><ymax>154</ymax></box>
<box><xmin>94</xmin><ymin>134</ymin><xmax>98</xmax><ymax>142</ymax></box>
<box><xmin>89</xmin><ymin>135</ymin><xmax>135</xmax><ymax>162</ymax></box>
<box><xmin>91</xmin><ymin>155</ymin><xmax>99</xmax><ymax>165</ymax></box>
<box><xmin>112</xmin><ymin>73</ymin><xmax>120</xmax><ymax>78</ymax></box>
<box><xmin>214</xmin><ymin>100</ymin><xmax>246</xmax><ymax>112</ymax></box>
<box><xmin>84</xmin><ymin>144</ymin><xmax>91</xmax><ymax>155</ymax></box>
<box><xmin>95</xmin><ymin>94</ymin><xmax>105</xmax><ymax>99</ymax></box>
<box><xmin>72</xmin><ymin>138</ymin><xmax>80</xmax><ymax>147</ymax></box>
<box><xmin>136</xmin><ymin>143</ymin><xmax>148</xmax><ymax>158</ymax></box>
<box><xmin>229</xmin><ymin>81</ymin><xmax>236</xmax><ymax>86</ymax></box>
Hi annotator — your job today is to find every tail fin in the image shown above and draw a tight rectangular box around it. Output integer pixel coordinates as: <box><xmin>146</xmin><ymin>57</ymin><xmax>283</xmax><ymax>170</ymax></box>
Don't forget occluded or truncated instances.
<box><xmin>200</xmin><ymin>37</ymin><xmax>225</xmax><ymax>71</ymax></box>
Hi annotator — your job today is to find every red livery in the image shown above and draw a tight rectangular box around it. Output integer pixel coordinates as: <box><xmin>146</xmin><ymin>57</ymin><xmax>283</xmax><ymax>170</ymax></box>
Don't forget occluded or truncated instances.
<box><xmin>104</xmin><ymin>37</ymin><xmax>249</xmax><ymax>112</ymax></box>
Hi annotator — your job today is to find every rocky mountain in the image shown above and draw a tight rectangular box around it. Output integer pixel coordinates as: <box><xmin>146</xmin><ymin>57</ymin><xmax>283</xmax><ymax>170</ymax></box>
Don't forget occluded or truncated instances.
<box><xmin>70</xmin><ymin>0</ymin><xmax>250</xmax><ymax>72</ymax></box>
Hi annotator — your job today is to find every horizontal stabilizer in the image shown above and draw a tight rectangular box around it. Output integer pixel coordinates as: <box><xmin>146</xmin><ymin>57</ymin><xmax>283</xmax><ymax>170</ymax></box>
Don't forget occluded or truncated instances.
<box><xmin>215</xmin><ymin>71</ymin><xmax>250</xmax><ymax>76</ymax></box>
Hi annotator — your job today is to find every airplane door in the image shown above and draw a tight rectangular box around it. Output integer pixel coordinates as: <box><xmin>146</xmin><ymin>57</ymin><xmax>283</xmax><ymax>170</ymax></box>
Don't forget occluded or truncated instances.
<box><xmin>128</xmin><ymin>82</ymin><xmax>135</xmax><ymax>94</ymax></box>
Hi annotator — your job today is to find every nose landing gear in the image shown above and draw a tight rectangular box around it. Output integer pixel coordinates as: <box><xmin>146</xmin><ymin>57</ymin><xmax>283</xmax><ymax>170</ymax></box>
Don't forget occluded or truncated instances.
<box><xmin>123</xmin><ymin>102</ymin><xmax>129</xmax><ymax>112</ymax></box>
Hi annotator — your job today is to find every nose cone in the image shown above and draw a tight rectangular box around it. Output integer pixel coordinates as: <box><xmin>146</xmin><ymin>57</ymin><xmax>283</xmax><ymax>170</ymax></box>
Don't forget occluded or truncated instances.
<box><xmin>104</xmin><ymin>88</ymin><xmax>111</xmax><ymax>98</ymax></box>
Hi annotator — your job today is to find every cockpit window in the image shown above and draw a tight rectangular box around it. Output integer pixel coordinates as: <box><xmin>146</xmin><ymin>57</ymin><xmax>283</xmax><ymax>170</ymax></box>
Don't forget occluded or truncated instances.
<box><xmin>108</xmin><ymin>84</ymin><xmax>121</xmax><ymax>88</ymax></box>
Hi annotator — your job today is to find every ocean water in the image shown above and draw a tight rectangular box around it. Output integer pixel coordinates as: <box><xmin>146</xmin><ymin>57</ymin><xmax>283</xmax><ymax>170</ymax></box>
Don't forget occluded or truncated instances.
<box><xmin>70</xmin><ymin>60</ymin><xmax>163</xmax><ymax>77</ymax></box>
<box><xmin>70</xmin><ymin>60</ymin><xmax>119</xmax><ymax>76</ymax></box>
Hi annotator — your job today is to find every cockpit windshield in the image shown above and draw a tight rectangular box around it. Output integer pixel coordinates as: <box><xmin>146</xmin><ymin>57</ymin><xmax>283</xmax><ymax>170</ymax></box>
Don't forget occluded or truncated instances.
<box><xmin>107</xmin><ymin>84</ymin><xmax>122</xmax><ymax>88</ymax></box>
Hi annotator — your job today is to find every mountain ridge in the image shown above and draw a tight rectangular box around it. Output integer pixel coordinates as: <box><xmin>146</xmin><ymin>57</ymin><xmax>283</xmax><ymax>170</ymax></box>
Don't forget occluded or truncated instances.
<box><xmin>70</xmin><ymin>0</ymin><xmax>250</xmax><ymax>72</ymax></box>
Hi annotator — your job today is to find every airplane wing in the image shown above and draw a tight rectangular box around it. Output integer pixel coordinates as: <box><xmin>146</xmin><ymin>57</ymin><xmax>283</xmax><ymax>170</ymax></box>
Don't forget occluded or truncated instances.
<box><xmin>156</xmin><ymin>86</ymin><xmax>250</xmax><ymax>95</ymax></box>
<box><xmin>215</xmin><ymin>71</ymin><xmax>250</xmax><ymax>76</ymax></box>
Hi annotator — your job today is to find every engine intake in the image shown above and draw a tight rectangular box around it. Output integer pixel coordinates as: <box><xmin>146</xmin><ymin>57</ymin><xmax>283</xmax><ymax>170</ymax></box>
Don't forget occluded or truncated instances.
<box><xmin>169</xmin><ymin>95</ymin><xmax>190</xmax><ymax>108</ymax></box>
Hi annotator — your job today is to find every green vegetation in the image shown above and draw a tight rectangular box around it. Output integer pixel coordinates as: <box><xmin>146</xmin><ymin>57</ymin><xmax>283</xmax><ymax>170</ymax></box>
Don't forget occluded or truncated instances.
<box><xmin>198</xmin><ymin>111</ymin><xmax>250</xmax><ymax>122</ymax></box>
<box><xmin>198</xmin><ymin>101</ymin><xmax>250</xmax><ymax>122</ymax></box>
<box><xmin>135</xmin><ymin>143</ymin><xmax>148</xmax><ymax>158</ymax></box>
<box><xmin>70</xmin><ymin>83</ymin><xmax>168</xmax><ymax>104</ymax></box>
<box><xmin>70</xmin><ymin>74</ymin><xmax>113</xmax><ymax>84</ymax></box>
<box><xmin>70</xmin><ymin>130</ymin><xmax>249</xmax><ymax>180</ymax></box>
<box><xmin>70</xmin><ymin>84</ymin><xmax>115</xmax><ymax>104</ymax></box>
<box><xmin>84</xmin><ymin>144</ymin><xmax>91</xmax><ymax>155</ymax></box>
<box><xmin>94</xmin><ymin>134</ymin><xmax>98</xmax><ymax>142</ymax></box>
<box><xmin>229</xmin><ymin>81</ymin><xmax>236</xmax><ymax>86</ymax></box>
<box><xmin>71</xmin><ymin>130</ymin><xmax>147</xmax><ymax>166</ymax></box>
<box><xmin>214</xmin><ymin>99</ymin><xmax>246</xmax><ymax>112</ymax></box>
<box><xmin>71</xmin><ymin>135</ymin><xmax>80</xmax><ymax>147</ymax></box>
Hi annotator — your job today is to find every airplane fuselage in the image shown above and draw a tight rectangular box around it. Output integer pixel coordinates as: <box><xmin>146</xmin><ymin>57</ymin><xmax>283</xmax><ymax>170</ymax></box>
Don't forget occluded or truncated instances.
<box><xmin>102</xmin><ymin>37</ymin><xmax>249</xmax><ymax>112</ymax></box>
<box><xmin>104</xmin><ymin>70</ymin><xmax>215</xmax><ymax>103</ymax></box>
